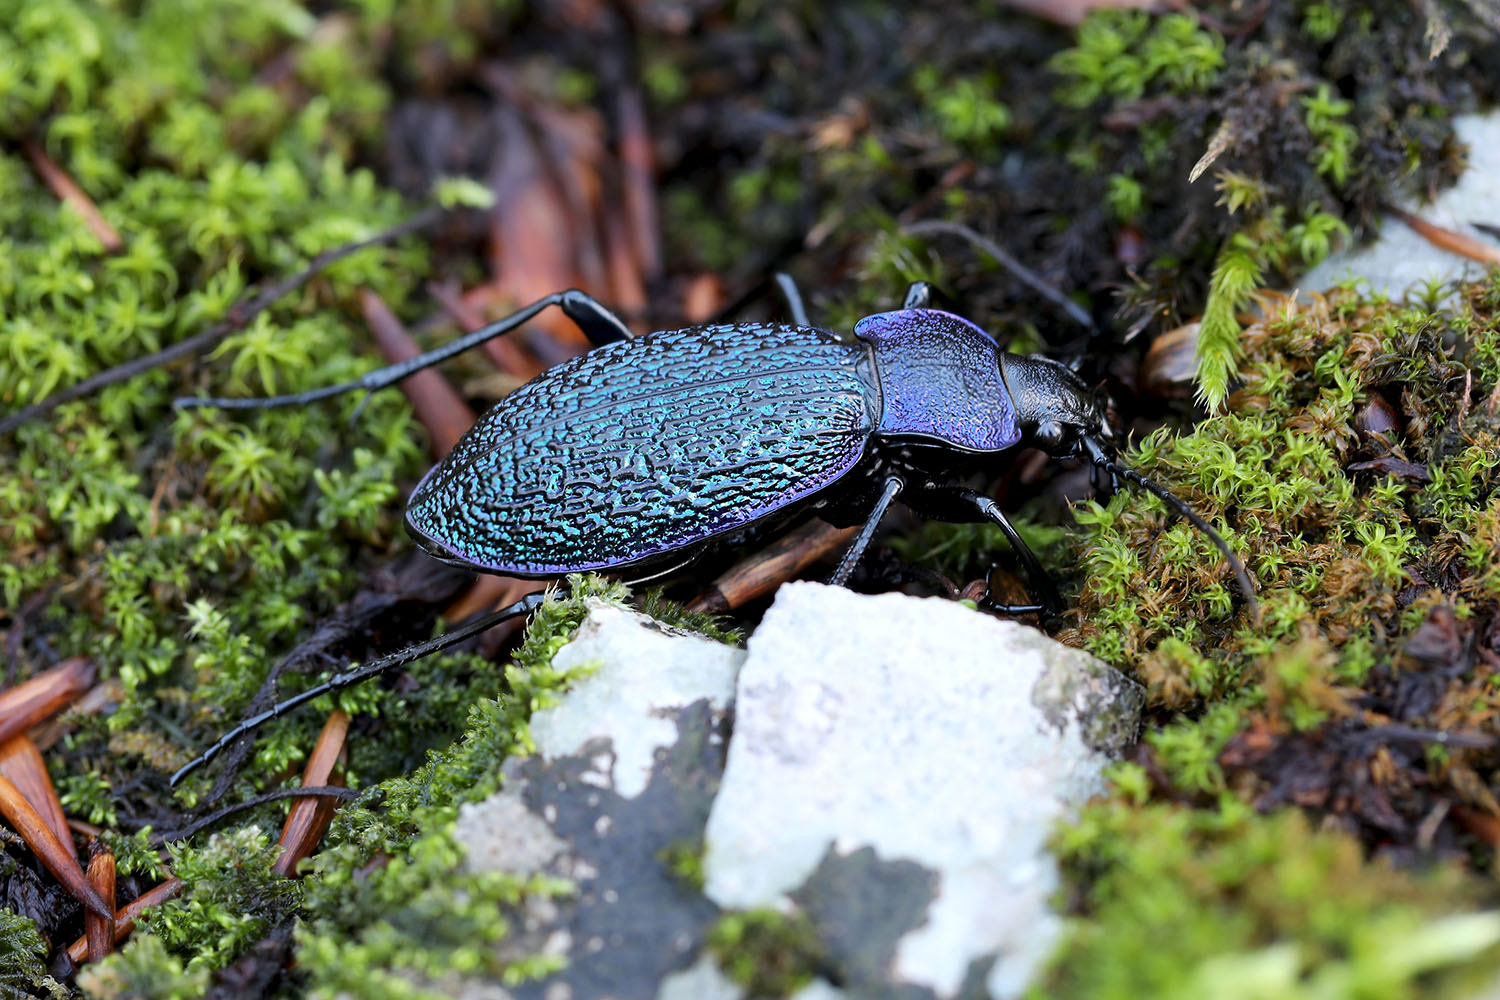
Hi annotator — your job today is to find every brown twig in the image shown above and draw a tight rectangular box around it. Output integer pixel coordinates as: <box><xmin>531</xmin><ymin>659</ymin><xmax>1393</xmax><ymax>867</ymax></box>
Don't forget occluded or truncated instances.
<box><xmin>0</xmin><ymin>657</ymin><xmax>97</xmax><ymax>746</ymax></box>
<box><xmin>0</xmin><ymin>774</ymin><xmax>110</xmax><ymax>918</ymax></box>
<box><xmin>1385</xmin><ymin>204</ymin><xmax>1500</xmax><ymax>266</ymax></box>
<box><xmin>615</xmin><ymin>85</ymin><xmax>661</xmax><ymax>282</ymax></box>
<box><xmin>22</xmin><ymin>139</ymin><xmax>124</xmax><ymax>253</ymax></box>
<box><xmin>272</xmin><ymin>710</ymin><xmax>349</xmax><ymax>877</ymax></box>
<box><xmin>0</xmin><ymin>735</ymin><xmax>74</xmax><ymax>858</ymax></box>
<box><xmin>0</xmin><ymin>206</ymin><xmax>447</xmax><ymax>435</ymax></box>
<box><xmin>85</xmin><ymin>843</ymin><xmax>117</xmax><ymax>962</ymax></box>
<box><xmin>688</xmin><ymin>521</ymin><xmax>859</xmax><ymax>613</ymax></box>
<box><xmin>902</xmin><ymin>218</ymin><xmax>1097</xmax><ymax>332</ymax></box>
<box><xmin>67</xmin><ymin>877</ymin><xmax>186</xmax><ymax>963</ymax></box>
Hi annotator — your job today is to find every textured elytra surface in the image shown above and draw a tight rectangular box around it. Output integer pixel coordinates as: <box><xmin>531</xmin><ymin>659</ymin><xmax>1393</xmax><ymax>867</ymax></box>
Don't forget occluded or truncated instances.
<box><xmin>406</xmin><ymin>323</ymin><xmax>878</xmax><ymax>574</ymax></box>
<box><xmin>857</xmin><ymin>309</ymin><xmax>1020</xmax><ymax>453</ymax></box>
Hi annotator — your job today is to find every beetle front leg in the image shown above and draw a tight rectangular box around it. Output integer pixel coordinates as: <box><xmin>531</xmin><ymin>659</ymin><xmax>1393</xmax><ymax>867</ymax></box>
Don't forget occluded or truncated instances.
<box><xmin>904</xmin><ymin>485</ymin><xmax>1062</xmax><ymax>615</ymax></box>
<box><xmin>176</xmin><ymin>289</ymin><xmax>633</xmax><ymax>412</ymax></box>
<box><xmin>827</xmin><ymin>475</ymin><xmax>904</xmax><ymax>587</ymax></box>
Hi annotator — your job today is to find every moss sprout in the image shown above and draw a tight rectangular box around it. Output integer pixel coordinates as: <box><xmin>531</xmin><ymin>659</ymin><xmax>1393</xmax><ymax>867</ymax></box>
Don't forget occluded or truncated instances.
<box><xmin>706</xmin><ymin>907</ymin><xmax>825</xmax><ymax>999</ymax></box>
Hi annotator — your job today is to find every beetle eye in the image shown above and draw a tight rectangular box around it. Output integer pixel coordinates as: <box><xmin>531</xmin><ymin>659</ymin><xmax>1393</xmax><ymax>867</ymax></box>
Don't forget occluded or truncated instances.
<box><xmin>1035</xmin><ymin>420</ymin><xmax>1068</xmax><ymax>452</ymax></box>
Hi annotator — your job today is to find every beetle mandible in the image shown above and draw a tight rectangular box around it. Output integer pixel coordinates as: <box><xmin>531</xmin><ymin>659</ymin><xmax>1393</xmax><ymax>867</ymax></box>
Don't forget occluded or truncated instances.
<box><xmin>171</xmin><ymin>278</ymin><xmax>1257</xmax><ymax>784</ymax></box>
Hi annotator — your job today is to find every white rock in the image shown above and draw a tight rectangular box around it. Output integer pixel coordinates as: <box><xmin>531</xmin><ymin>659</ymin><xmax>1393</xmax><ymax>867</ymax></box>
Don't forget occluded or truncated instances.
<box><xmin>1302</xmin><ymin>112</ymin><xmax>1500</xmax><ymax>297</ymax></box>
<box><xmin>702</xmin><ymin>582</ymin><xmax>1143</xmax><ymax>1000</ymax></box>
<box><xmin>528</xmin><ymin>599</ymin><xmax>745</xmax><ymax>798</ymax></box>
<box><xmin>656</xmin><ymin>954</ymin><xmax>745</xmax><ymax>1000</ymax></box>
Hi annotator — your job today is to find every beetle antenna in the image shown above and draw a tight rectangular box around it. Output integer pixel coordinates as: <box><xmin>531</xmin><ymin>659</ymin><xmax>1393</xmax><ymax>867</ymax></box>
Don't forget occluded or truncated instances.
<box><xmin>1094</xmin><ymin>457</ymin><xmax>1261</xmax><ymax>621</ymax></box>
<box><xmin>170</xmin><ymin>589</ymin><xmax>552</xmax><ymax>787</ymax></box>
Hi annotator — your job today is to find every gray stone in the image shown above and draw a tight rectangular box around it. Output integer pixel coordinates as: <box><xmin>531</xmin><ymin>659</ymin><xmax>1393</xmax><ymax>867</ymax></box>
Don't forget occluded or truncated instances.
<box><xmin>528</xmin><ymin>600</ymin><xmax>745</xmax><ymax>797</ymax></box>
<box><xmin>1301</xmin><ymin>112</ymin><xmax>1500</xmax><ymax>298</ymax></box>
<box><xmin>452</xmin><ymin>600</ymin><xmax>745</xmax><ymax>1000</ymax></box>
<box><xmin>702</xmin><ymin>583</ymin><xmax>1143</xmax><ymax>1000</ymax></box>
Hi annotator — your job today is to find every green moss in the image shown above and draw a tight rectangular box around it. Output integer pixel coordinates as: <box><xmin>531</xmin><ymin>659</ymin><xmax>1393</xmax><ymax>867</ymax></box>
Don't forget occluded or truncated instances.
<box><xmin>291</xmin><ymin>578</ymin><xmax>624</xmax><ymax>994</ymax></box>
<box><xmin>0</xmin><ymin>907</ymin><xmax>65</xmax><ymax>1000</ymax></box>
<box><xmin>142</xmin><ymin>826</ymin><xmax>302</xmax><ymax>971</ymax></box>
<box><xmin>77</xmin><ymin>935</ymin><xmax>210</xmax><ymax>1000</ymax></box>
<box><xmin>1042</xmin><ymin>799</ymin><xmax>1500</xmax><ymax>999</ymax></box>
<box><xmin>658</xmin><ymin>838</ymin><xmax>708</xmax><ymax>892</ymax></box>
<box><xmin>297</xmin><ymin>828</ymin><xmax>573</xmax><ymax>998</ymax></box>
<box><xmin>1050</xmin><ymin>276</ymin><xmax>1500</xmax><ymax>994</ymax></box>
<box><xmin>1050</xmin><ymin>11</ymin><xmax>1224</xmax><ymax>108</ymax></box>
<box><xmin>707</xmin><ymin>907</ymin><xmax>825</xmax><ymax>999</ymax></box>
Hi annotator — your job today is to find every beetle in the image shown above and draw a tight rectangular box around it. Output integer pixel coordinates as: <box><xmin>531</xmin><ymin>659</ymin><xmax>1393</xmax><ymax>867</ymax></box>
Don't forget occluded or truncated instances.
<box><xmin>170</xmin><ymin>278</ymin><xmax>1256</xmax><ymax>784</ymax></box>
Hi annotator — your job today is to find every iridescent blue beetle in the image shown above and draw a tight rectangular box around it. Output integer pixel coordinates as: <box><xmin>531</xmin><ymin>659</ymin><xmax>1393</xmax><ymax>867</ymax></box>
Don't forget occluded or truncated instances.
<box><xmin>171</xmin><ymin>279</ymin><xmax>1256</xmax><ymax>784</ymax></box>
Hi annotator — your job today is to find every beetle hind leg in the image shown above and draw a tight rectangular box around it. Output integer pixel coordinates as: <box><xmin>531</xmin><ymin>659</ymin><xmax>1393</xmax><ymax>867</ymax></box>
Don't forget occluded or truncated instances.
<box><xmin>176</xmin><ymin>289</ymin><xmax>634</xmax><ymax>412</ymax></box>
<box><xmin>828</xmin><ymin>475</ymin><xmax>904</xmax><ymax>587</ymax></box>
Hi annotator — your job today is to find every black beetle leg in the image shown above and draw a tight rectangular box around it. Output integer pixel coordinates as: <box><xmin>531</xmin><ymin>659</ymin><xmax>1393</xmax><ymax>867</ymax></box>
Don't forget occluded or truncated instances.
<box><xmin>1082</xmin><ymin>435</ymin><xmax>1119</xmax><ymax>500</ymax></box>
<box><xmin>170</xmin><ymin>589</ymin><xmax>551</xmax><ymax>786</ymax></box>
<box><xmin>903</xmin><ymin>485</ymin><xmax>1062</xmax><ymax>615</ymax></box>
<box><xmin>176</xmin><ymin>289</ymin><xmax>632</xmax><ymax>412</ymax></box>
<box><xmin>558</xmin><ymin>288</ymin><xmax>633</xmax><ymax>345</ymax></box>
<box><xmin>774</xmin><ymin>272</ymin><xmax>811</xmax><ymax>327</ymax></box>
<box><xmin>902</xmin><ymin>281</ymin><xmax>934</xmax><ymax>309</ymax></box>
<box><xmin>974</xmin><ymin>500</ymin><xmax>1062</xmax><ymax>615</ymax></box>
<box><xmin>828</xmin><ymin>475</ymin><xmax>905</xmax><ymax>587</ymax></box>
<box><xmin>980</xmin><ymin>598</ymin><xmax>1048</xmax><ymax>616</ymax></box>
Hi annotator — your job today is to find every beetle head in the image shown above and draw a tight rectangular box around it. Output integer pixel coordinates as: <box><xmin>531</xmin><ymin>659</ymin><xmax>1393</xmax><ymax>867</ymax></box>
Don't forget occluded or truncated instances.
<box><xmin>1000</xmin><ymin>354</ymin><xmax>1114</xmax><ymax>459</ymax></box>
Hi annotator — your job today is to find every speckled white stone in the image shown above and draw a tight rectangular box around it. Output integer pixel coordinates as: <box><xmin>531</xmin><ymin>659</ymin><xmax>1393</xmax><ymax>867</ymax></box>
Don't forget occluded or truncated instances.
<box><xmin>1301</xmin><ymin>112</ymin><xmax>1500</xmax><ymax>297</ymax></box>
<box><xmin>702</xmin><ymin>583</ymin><xmax>1142</xmax><ymax>1000</ymax></box>
<box><xmin>527</xmin><ymin>599</ymin><xmax>745</xmax><ymax>798</ymax></box>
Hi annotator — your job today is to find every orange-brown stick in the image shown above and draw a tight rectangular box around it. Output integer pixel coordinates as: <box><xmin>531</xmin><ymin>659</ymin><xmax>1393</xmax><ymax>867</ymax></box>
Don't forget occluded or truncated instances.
<box><xmin>0</xmin><ymin>657</ymin><xmax>97</xmax><ymax>747</ymax></box>
<box><xmin>615</xmin><ymin>86</ymin><xmax>661</xmax><ymax>282</ymax></box>
<box><xmin>1388</xmin><ymin>205</ymin><xmax>1500</xmax><ymax>265</ymax></box>
<box><xmin>272</xmin><ymin>710</ymin><xmax>349</xmax><ymax>877</ymax></box>
<box><xmin>360</xmin><ymin>289</ymin><xmax>476</xmax><ymax>458</ymax></box>
<box><xmin>0</xmin><ymin>774</ymin><xmax>109</xmax><ymax>918</ymax></box>
<box><xmin>67</xmin><ymin>877</ymin><xmax>186</xmax><ymax>963</ymax></box>
<box><xmin>688</xmin><ymin>521</ymin><xmax>859</xmax><ymax>613</ymax></box>
<box><xmin>85</xmin><ymin>844</ymin><xmax>117</xmax><ymax>962</ymax></box>
<box><xmin>0</xmin><ymin>735</ymin><xmax>74</xmax><ymax>859</ymax></box>
<box><xmin>22</xmin><ymin>139</ymin><xmax>125</xmax><ymax>253</ymax></box>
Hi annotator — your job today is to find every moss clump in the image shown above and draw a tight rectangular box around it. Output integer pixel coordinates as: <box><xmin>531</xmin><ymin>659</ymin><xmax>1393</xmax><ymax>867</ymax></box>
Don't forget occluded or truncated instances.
<box><xmin>77</xmin><ymin>935</ymin><xmax>209</xmax><ymax>1000</ymax></box>
<box><xmin>0</xmin><ymin>907</ymin><xmax>65</xmax><ymax>1000</ymax></box>
<box><xmin>297</xmin><ymin>829</ymin><xmax>574</xmax><ymax>998</ymax></box>
<box><xmin>1041</xmin><ymin>275</ymin><xmax>1500</xmax><ymax>990</ymax></box>
<box><xmin>138</xmin><ymin>826</ymin><xmax>301</xmax><ymax>971</ymax></box>
<box><xmin>658</xmin><ymin>838</ymin><xmax>708</xmax><ymax>892</ymax></box>
<box><xmin>707</xmin><ymin>907</ymin><xmax>825</xmax><ymax>999</ymax></box>
<box><xmin>1044</xmin><ymin>795</ymin><xmax>1500</xmax><ymax>999</ymax></box>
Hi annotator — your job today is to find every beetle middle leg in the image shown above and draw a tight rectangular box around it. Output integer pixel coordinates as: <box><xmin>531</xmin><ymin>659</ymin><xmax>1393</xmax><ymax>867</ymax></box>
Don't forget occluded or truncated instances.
<box><xmin>903</xmin><ymin>484</ymin><xmax>1063</xmax><ymax>615</ymax></box>
<box><xmin>176</xmin><ymin>289</ymin><xmax>634</xmax><ymax>412</ymax></box>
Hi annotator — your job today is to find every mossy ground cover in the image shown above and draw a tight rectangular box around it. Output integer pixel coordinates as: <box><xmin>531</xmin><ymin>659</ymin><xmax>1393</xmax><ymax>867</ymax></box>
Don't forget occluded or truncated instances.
<box><xmin>3</xmin><ymin>0</ymin><xmax>1500</xmax><ymax>997</ymax></box>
